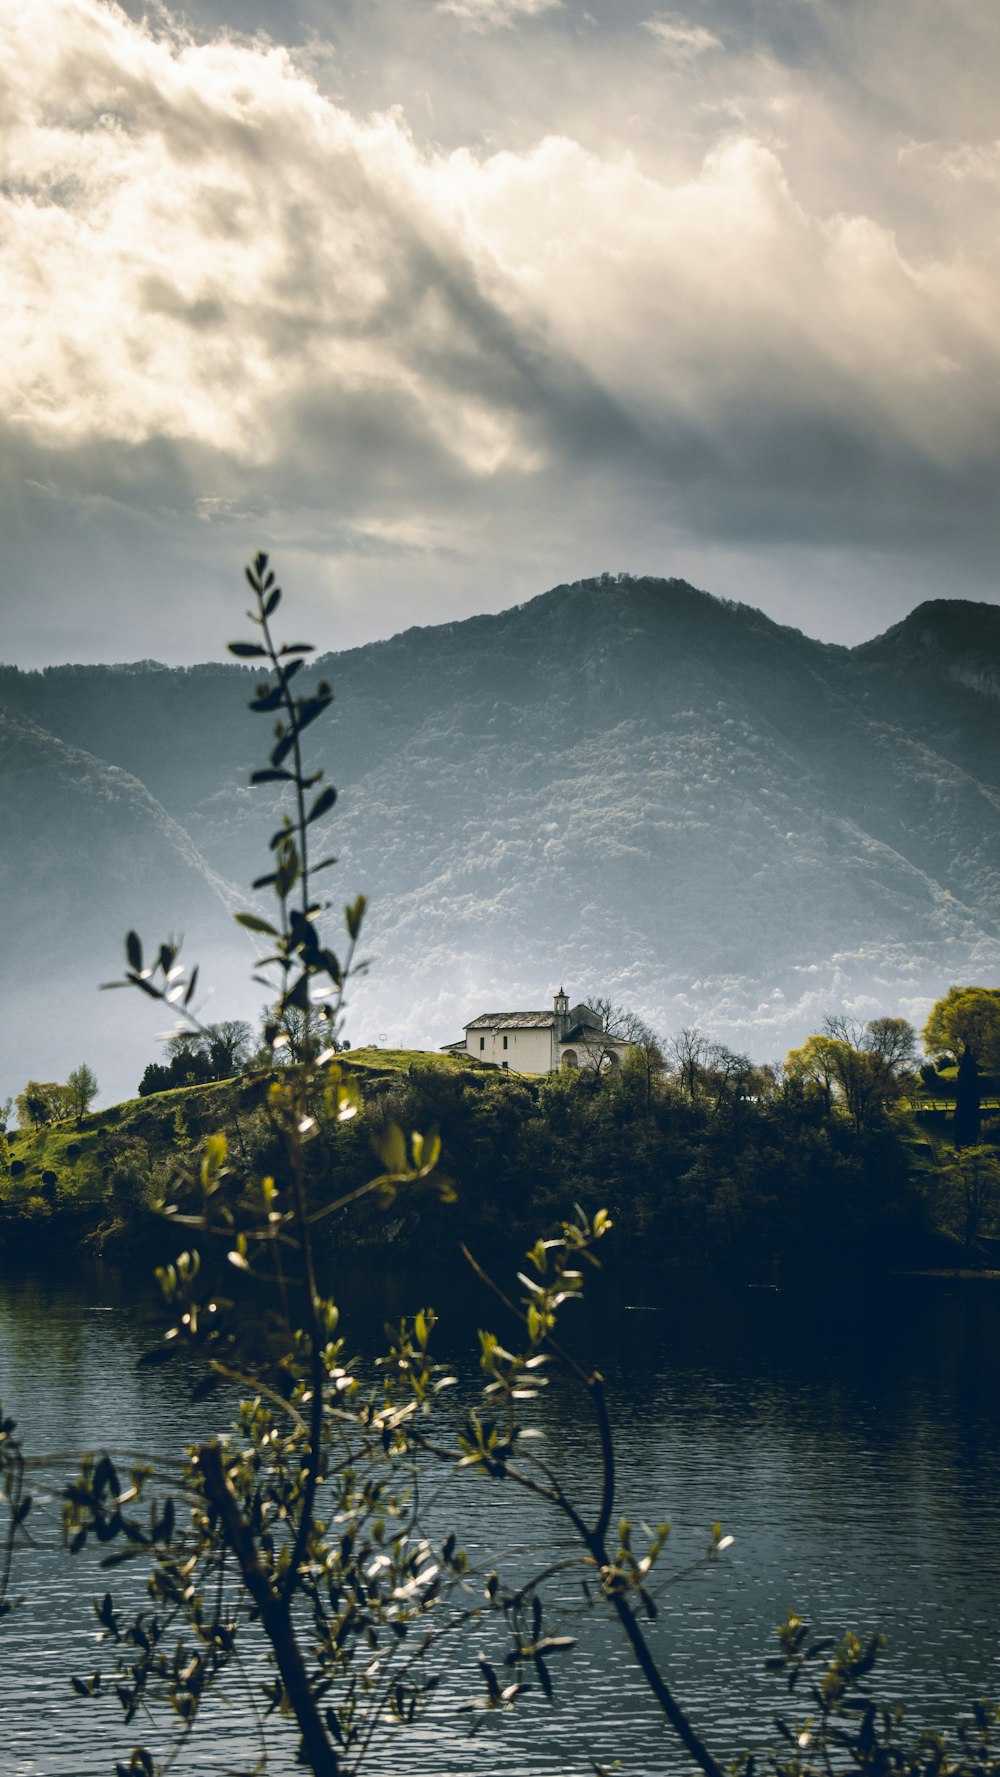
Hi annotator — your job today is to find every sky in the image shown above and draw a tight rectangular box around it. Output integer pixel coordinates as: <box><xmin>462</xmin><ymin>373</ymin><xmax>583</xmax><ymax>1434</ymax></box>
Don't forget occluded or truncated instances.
<box><xmin>3</xmin><ymin>0</ymin><xmax>1000</xmax><ymax>666</ymax></box>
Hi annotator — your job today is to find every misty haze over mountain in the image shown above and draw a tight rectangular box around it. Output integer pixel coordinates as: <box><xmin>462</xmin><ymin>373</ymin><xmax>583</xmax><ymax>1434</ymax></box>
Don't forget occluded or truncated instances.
<box><xmin>3</xmin><ymin>575</ymin><xmax>1000</xmax><ymax>1106</ymax></box>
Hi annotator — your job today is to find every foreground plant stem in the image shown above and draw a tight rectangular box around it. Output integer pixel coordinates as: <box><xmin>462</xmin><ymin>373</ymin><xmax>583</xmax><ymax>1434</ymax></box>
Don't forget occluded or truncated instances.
<box><xmin>283</xmin><ymin>1121</ymin><xmax>327</xmax><ymax>1602</ymax></box>
<box><xmin>197</xmin><ymin>1441</ymin><xmax>339</xmax><ymax>1777</ymax></box>
<box><xmin>426</xmin><ymin>1246</ymin><xmax>727</xmax><ymax>1777</ymax></box>
<box><xmin>586</xmin><ymin>1374</ymin><xmax>725</xmax><ymax>1777</ymax></box>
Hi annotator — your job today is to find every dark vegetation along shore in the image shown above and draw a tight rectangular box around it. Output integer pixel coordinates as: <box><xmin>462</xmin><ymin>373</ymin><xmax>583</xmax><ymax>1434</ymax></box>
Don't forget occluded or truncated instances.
<box><xmin>3</xmin><ymin>1043</ymin><xmax>994</xmax><ymax>1282</ymax></box>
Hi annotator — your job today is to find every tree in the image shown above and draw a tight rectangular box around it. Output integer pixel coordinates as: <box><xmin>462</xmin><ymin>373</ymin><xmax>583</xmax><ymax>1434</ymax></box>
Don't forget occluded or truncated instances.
<box><xmin>204</xmin><ymin>1020</ymin><xmax>254</xmax><ymax>1078</ymax></box>
<box><xmin>615</xmin><ymin>1026</ymin><xmax>667</xmax><ymax>1112</ymax></box>
<box><xmin>864</xmin><ymin>1016</ymin><xmax>919</xmax><ymax>1075</ymax></box>
<box><xmin>565</xmin><ymin>997</ymin><xmax>658</xmax><ymax>1077</ymax></box>
<box><xmin>702</xmin><ymin>1041</ymin><xmax>755</xmax><ymax>1113</ymax></box>
<box><xmin>667</xmin><ymin>1027</ymin><xmax>712</xmax><ymax>1101</ymax></box>
<box><xmin>66</xmin><ymin>1063</ymin><xmax>99</xmax><ymax>1119</ymax></box>
<box><xmin>923</xmin><ymin>987</ymin><xmax>1000</xmax><ymax>1148</ymax></box>
<box><xmin>954</xmin><ymin>1047</ymin><xmax>982</xmax><ymax>1149</ymax></box>
<box><xmin>939</xmin><ymin>1146</ymin><xmax>1000</xmax><ymax>1257</ymax></box>
<box><xmin>830</xmin><ymin>1015</ymin><xmax>916</xmax><ymax>1133</ymax></box>
<box><xmin>14</xmin><ymin>1080</ymin><xmax>74</xmax><ymax>1130</ymax></box>
<box><xmin>138</xmin><ymin>1044</ymin><xmax>211</xmax><ymax>1097</ymax></box>
<box><xmin>254</xmin><ymin>1000</ymin><xmax>329</xmax><ymax>1067</ymax></box>
<box><xmin>585</xmin><ymin>998</ymin><xmax>657</xmax><ymax>1050</ymax></box>
<box><xmin>924</xmin><ymin>986</ymin><xmax>1000</xmax><ymax>1071</ymax></box>
<box><xmin>164</xmin><ymin>1029</ymin><xmax>208</xmax><ymax>1069</ymax></box>
<box><xmin>138</xmin><ymin>1022</ymin><xmax>256</xmax><ymax>1096</ymax></box>
<box><xmin>786</xmin><ymin>1018</ymin><xmax>917</xmax><ymax>1135</ymax></box>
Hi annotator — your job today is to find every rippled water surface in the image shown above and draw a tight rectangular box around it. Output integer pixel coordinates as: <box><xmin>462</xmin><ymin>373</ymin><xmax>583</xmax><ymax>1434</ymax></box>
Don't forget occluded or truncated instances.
<box><xmin>2</xmin><ymin>1259</ymin><xmax>999</xmax><ymax>1775</ymax></box>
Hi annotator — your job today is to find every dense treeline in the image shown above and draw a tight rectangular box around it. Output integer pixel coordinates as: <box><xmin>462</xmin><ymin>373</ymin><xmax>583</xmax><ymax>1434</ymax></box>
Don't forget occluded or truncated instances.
<box><xmin>4</xmin><ymin>1041</ymin><xmax>994</xmax><ymax>1275</ymax></box>
<box><xmin>333</xmin><ymin>1056</ymin><xmax>934</xmax><ymax>1277</ymax></box>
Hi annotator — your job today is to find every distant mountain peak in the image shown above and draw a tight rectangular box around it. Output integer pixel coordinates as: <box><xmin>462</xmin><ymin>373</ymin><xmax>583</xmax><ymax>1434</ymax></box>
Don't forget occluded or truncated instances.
<box><xmin>861</xmin><ymin>598</ymin><xmax>1000</xmax><ymax>658</ymax></box>
<box><xmin>5</xmin><ymin>577</ymin><xmax>1000</xmax><ymax>1104</ymax></box>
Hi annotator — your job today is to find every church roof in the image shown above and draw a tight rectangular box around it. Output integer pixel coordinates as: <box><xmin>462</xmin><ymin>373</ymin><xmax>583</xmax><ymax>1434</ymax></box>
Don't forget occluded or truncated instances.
<box><xmin>464</xmin><ymin>1011</ymin><xmax>555</xmax><ymax>1030</ymax></box>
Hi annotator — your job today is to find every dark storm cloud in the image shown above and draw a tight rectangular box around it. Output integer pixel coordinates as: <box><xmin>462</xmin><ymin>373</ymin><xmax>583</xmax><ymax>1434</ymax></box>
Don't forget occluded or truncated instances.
<box><xmin>3</xmin><ymin>0</ymin><xmax>1000</xmax><ymax>664</ymax></box>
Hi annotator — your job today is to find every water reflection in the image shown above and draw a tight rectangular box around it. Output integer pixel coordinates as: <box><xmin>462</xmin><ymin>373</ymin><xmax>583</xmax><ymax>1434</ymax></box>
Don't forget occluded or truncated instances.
<box><xmin>1</xmin><ymin>1259</ymin><xmax>998</xmax><ymax>1774</ymax></box>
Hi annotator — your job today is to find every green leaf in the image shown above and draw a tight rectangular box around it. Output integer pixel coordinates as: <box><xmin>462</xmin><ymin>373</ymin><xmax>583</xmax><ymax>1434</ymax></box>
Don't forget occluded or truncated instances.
<box><xmin>288</xmin><ymin>910</ymin><xmax>319</xmax><ymax>953</ymax></box>
<box><xmin>345</xmin><ymin>894</ymin><xmax>367</xmax><ymax>941</ymax></box>
<box><xmin>307</xmin><ymin>786</ymin><xmax>337</xmax><ymax>825</ymax></box>
<box><xmin>250</xmin><ymin>768</ymin><xmax>295</xmax><ymax>785</ymax></box>
<box><xmin>137</xmin><ymin>1345</ymin><xmax>178</xmax><ymax>1368</ymax></box>
<box><xmin>235</xmin><ymin>912</ymin><xmax>280</xmax><ymax>937</ymax></box>
<box><xmin>378</xmin><ymin>1123</ymin><xmax>407</xmax><ymax>1174</ymax></box>
<box><xmin>128</xmin><ymin>975</ymin><xmax>163</xmax><ymax>1000</ymax></box>
<box><xmin>296</xmin><ymin>694</ymin><xmax>332</xmax><ymax>734</ymax></box>
<box><xmin>228</xmin><ymin>641</ymin><xmax>267</xmax><ymax>658</ymax></box>
<box><xmin>270</xmin><ymin>733</ymin><xmax>296</xmax><ymax>769</ymax></box>
<box><xmin>203</xmin><ymin>1133</ymin><xmax>227</xmax><ymax>1179</ymax></box>
<box><xmin>125</xmin><ymin>932</ymin><xmax>142</xmax><ymax>972</ymax></box>
<box><xmin>274</xmin><ymin>853</ymin><xmax>300</xmax><ymax>898</ymax></box>
<box><xmin>282</xmin><ymin>973</ymin><xmax>311</xmax><ymax>1012</ymax></box>
<box><xmin>249</xmin><ymin>686</ymin><xmax>283</xmax><ymax>713</ymax></box>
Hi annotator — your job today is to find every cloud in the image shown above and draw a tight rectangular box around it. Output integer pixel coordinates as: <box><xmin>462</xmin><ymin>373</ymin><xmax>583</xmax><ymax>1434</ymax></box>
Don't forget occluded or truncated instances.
<box><xmin>435</xmin><ymin>0</ymin><xmax>561</xmax><ymax>28</ymax></box>
<box><xmin>641</xmin><ymin>13</ymin><xmax>723</xmax><ymax>63</ymax></box>
<box><xmin>7</xmin><ymin>4</ymin><xmax>999</xmax><ymax>478</ymax></box>
<box><xmin>3</xmin><ymin>0</ymin><xmax>1000</xmax><ymax>664</ymax></box>
<box><xmin>2</xmin><ymin>1</ymin><xmax>557</xmax><ymax>480</ymax></box>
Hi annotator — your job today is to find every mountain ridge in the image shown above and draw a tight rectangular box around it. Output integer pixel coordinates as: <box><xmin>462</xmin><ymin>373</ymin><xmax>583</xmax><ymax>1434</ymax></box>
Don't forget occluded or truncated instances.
<box><xmin>3</xmin><ymin>575</ymin><xmax>999</xmax><ymax>1104</ymax></box>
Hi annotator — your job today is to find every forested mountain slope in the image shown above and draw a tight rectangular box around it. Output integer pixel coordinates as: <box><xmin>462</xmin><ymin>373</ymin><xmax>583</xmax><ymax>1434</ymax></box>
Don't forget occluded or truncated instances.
<box><xmin>0</xmin><ymin>704</ymin><xmax>259</xmax><ymax>1097</ymax></box>
<box><xmin>3</xmin><ymin>576</ymin><xmax>999</xmax><ymax>1103</ymax></box>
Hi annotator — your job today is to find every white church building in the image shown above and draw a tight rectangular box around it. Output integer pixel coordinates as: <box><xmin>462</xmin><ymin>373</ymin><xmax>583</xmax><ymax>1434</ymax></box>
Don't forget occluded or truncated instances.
<box><xmin>442</xmin><ymin>989</ymin><xmax>630</xmax><ymax>1075</ymax></box>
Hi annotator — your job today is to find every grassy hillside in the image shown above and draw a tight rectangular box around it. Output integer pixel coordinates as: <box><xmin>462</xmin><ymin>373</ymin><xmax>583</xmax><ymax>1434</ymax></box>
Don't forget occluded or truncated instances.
<box><xmin>0</xmin><ymin>1050</ymin><xmax>474</xmax><ymax>1245</ymax></box>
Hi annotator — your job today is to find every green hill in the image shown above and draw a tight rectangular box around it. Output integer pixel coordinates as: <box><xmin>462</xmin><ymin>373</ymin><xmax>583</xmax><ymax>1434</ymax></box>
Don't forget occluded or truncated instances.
<box><xmin>0</xmin><ymin>1051</ymin><xmax>466</xmax><ymax>1248</ymax></box>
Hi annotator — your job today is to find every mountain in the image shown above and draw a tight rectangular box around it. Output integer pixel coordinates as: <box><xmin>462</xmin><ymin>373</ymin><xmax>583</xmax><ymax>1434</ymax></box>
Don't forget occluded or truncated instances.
<box><xmin>3</xmin><ymin>576</ymin><xmax>1000</xmax><ymax>1104</ymax></box>
<box><xmin>0</xmin><ymin>703</ymin><xmax>260</xmax><ymax>1101</ymax></box>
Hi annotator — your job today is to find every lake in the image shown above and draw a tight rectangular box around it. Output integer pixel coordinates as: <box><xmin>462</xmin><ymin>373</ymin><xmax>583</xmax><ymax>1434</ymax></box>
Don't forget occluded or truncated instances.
<box><xmin>1</xmin><ymin>1255</ymin><xmax>999</xmax><ymax>1775</ymax></box>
